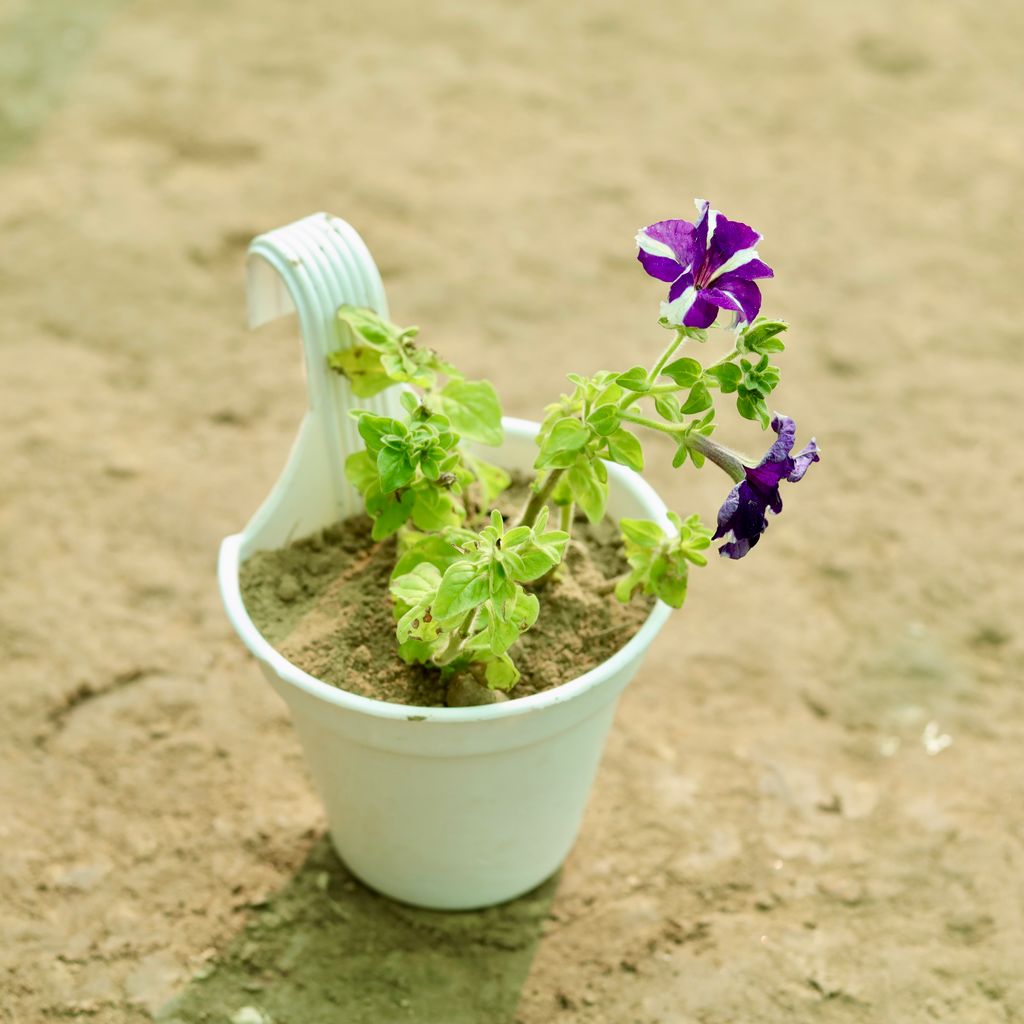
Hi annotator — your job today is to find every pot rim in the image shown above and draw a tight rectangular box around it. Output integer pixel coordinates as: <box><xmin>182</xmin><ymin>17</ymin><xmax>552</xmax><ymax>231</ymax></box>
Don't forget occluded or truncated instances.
<box><xmin>218</xmin><ymin>417</ymin><xmax>674</xmax><ymax>724</ymax></box>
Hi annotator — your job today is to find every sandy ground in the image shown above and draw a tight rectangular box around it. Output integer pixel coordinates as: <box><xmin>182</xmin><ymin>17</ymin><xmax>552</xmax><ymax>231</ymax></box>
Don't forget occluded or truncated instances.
<box><xmin>2</xmin><ymin>0</ymin><xmax>1023</xmax><ymax>1021</ymax></box>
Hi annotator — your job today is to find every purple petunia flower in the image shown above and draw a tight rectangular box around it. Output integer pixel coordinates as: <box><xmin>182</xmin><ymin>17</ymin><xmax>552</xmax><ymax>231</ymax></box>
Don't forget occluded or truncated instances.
<box><xmin>636</xmin><ymin>199</ymin><xmax>774</xmax><ymax>328</ymax></box>
<box><xmin>712</xmin><ymin>415</ymin><xmax>819</xmax><ymax>559</ymax></box>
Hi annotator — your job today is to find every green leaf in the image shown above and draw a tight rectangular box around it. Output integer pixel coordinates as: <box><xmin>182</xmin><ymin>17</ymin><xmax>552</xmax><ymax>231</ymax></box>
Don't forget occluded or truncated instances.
<box><xmin>336</xmin><ymin>305</ymin><xmax>414</xmax><ymax>349</ymax></box>
<box><xmin>390</xmin><ymin>562</ymin><xmax>442</xmax><ymax>608</ymax></box>
<box><xmin>488</xmin><ymin>561</ymin><xmax>517</xmax><ymax>611</ymax></box>
<box><xmin>535</xmin><ymin>417</ymin><xmax>590</xmax><ymax>469</ymax></box>
<box><xmin>705</xmin><ymin>363</ymin><xmax>742</xmax><ymax>394</ymax></box>
<box><xmin>357</xmin><ymin>414</ymin><xmax>404</xmax><ymax>453</ymax></box>
<box><xmin>392</xmin><ymin>534</ymin><xmax>462</xmax><ymax>579</ymax></box>
<box><xmin>567</xmin><ymin>460</ymin><xmax>607</xmax><ymax>523</ymax></box>
<box><xmin>377</xmin><ymin>445</ymin><xmax>416</xmax><ymax>492</ymax></box>
<box><xmin>654</xmin><ymin>393</ymin><xmax>682</xmax><ymax>422</ymax></box>
<box><xmin>740</xmin><ymin>319</ymin><xmax>788</xmax><ymax>354</ymax></box>
<box><xmin>620</xmin><ymin>519</ymin><xmax>665</xmax><ymax>548</ymax></box>
<box><xmin>660</xmin><ymin>357</ymin><xmax>702</xmax><ymax>387</ymax></box>
<box><xmin>680</xmin><ymin>381</ymin><xmax>713</xmax><ymax>415</ymax></box>
<box><xmin>604</xmin><ymin>428</ymin><xmax>644</xmax><ymax>472</ymax></box>
<box><xmin>588</xmin><ymin>404</ymin><xmax>621</xmax><ymax>436</ymax></box>
<box><xmin>488</xmin><ymin>617</ymin><xmax>520</xmax><ymax>656</ymax></box>
<box><xmin>439</xmin><ymin>379</ymin><xmax>504</xmax><ymax>446</ymax></box>
<box><xmin>614</xmin><ymin>566</ymin><xmax>646</xmax><ymax>603</ymax></box>
<box><xmin>463</xmin><ymin>453</ymin><xmax>510</xmax><ymax>502</ymax></box>
<box><xmin>616</xmin><ymin>366</ymin><xmax>650</xmax><ymax>393</ymax></box>
<box><xmin>327</xmin><ymin>346</ymin><xmax>393</xmax><ymax>397</ymax></box>
<box><xmin>737</xmin><ymin>391</ymin><xmax>770</xmax><ymax>428</ymax></box>
<box><xmin>368</xmin><ymin>488</ymin><xmax>416</xmax><ymax>540</ymax></box>
<box><xmin>433</xmin><ymin>561</ymin><xmax>490</xmax><ymax>620</ymax></box>
<box><xmin>484</xmin><ymin>655</ymin><xmax>520</xmax><ymax>690</ymax></box>
<box><xmin>410</xmin><ymin>486</ymin><xmax>462</xmax><ymax>531</ymax></box>
<box><xmin>507</xmin><ymin>536</ymin><xmax>565</xmax><ymax>582</ymax></box>
<box><xmin>593</xmin><ymin>381</ymin><xmax>624</xmax><ymax>407</ymax></box>
<box><xmin>344</xmin><ymin>450</ymin><xmax>378</xmax><ymax>495</ymax></box>
<box><xmin>649</xmin><ymin>555</ymin><xmax>688</xmax><ymax>608</ymax></box>
<box><xmin>510</xmin><ymin>589</ymin><xmax>540</xmax><ymax>632</ymax></box>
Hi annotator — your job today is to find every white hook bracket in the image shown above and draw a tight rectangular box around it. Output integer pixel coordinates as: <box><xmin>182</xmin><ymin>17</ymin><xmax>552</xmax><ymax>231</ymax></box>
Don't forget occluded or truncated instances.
<box><xmin>239</xmin><ymin>213</ymin><xmax>403</xmax><ymax>551</ymax></box>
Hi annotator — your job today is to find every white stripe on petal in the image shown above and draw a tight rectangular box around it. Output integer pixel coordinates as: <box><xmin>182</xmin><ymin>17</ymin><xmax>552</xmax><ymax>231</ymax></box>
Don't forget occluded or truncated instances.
<box><xmin>660</xmin><ymin>286</ymin><xmax>698</xmax><ymax>325</ymax></box>
<box><xmin>709</xmin><ymin>245</ymin><xmax>762</xmax><ymax>282</ymax></box>
<box><xmin>635</xmin><ymin>229</ymin><xmax>677</xmax><ymax>261</ymax></box>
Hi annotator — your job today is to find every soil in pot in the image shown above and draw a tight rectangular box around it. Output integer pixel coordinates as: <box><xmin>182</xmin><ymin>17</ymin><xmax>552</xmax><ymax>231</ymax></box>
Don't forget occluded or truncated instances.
<box><xmin>239</xmin><ymin>478</ymin><xmax>654</xmax><ymax>707</ymax></box>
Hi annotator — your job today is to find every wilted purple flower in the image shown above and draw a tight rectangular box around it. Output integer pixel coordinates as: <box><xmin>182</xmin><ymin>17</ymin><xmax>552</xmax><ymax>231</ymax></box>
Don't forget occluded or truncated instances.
<box><xmin>636</xmin><ymin>199</ymin><xmax>774</xmax><ymax>327</ymax></box>
<box><xmin>713</xmin><ymin>415</ymin><xmax>819</xmax><ymax>559</ymax></box>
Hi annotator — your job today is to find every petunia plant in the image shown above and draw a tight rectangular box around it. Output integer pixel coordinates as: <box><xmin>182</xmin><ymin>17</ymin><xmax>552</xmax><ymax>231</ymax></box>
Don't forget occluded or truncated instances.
<box><xmin>331</xmin><ymin>198</ymin><xmax>819</xmax><ymax>692</ymax></box>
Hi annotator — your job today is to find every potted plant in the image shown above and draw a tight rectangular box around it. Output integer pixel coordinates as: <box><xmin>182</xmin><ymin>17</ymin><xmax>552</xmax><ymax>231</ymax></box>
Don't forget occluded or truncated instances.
<box><xmin>218</xmin><ymin>202</ymin><xmax>819</xmax><ymax>910</ymax></box>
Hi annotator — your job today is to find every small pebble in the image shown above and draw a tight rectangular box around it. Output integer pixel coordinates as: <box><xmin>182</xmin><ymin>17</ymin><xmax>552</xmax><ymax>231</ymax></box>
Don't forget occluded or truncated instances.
<box><xmin>446</xmin><ymin>676</ymin><xmax>509</xmax><ymax>707</ymax></box>
<box><xmin>275</xmin><ymin>574</ymin><xmax>300</xmax><ymax>602</ymax></box>
<box><xmin>307</xmin><ymin>553</ymin><xmax>330</xmax><ymax>576</ymax></box>
<box><xmin>231</xmin><ymin>1009</ymin><xmax>270</xmax><ymax>1024</ymax></box>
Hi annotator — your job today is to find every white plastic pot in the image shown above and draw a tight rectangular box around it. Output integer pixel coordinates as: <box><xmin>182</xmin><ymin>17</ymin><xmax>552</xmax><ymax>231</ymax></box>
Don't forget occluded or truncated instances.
<box><xmin>218</xmin><ymin>214</ymin><xmax>673</xmax><ymax>909</ymax></box>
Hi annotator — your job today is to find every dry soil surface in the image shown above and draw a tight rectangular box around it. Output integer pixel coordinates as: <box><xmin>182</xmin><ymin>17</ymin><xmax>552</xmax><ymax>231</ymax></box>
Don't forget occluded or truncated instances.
<box><xmin>2</xmin><ymin>1</ymin><xmax>1023</xmax><ymax>1022</ymax></box>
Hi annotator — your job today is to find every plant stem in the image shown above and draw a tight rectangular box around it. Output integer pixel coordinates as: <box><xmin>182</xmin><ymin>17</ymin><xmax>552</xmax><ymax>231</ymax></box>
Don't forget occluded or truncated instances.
<box><xmin>435</xmin><ymin>608</ymin><xmax>478</xmax><ymax>666</ymax></box>
<box><xmin>620</xmin><ymin>411</ymin><xmax>685</xmax><ymax>435</ymax></box>
<box><xmin>649</xmin><ymin>329</ymin><xmax>687</xmax><ymax>382</ymax></box>
<box><xmin>619</xmin><ymin>412</ymin><xmax>748</xmax><ymax>482</ymax></box>
<box><xmin>684</xmin><ymin>432</ymin><xmax>747</xmax><ymax>482</ymax></box>
<box><xmin>706</xmin><ymin>346</ymin><xmax>739</xmax><ymax>370</ymax></box>
<box><xmin>618</xmin><ymin>330</ymin><xmax>688</xmax><ymax>412</ymax></box>
<box><xmin>559</xmin><ymin>501</ymin><xmax>575</xmax><ymax>537</ymax></box>
<box><xmin>518</xmin><ymin>468</ymin><xmax>564</xmax><ymax>526</ymax></box>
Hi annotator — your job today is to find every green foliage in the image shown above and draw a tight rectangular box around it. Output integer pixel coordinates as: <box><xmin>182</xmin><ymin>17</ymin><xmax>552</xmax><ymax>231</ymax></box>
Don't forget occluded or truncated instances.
<box><xmin>326</xmin><ymin>278</ymin><xmax>799</xmax><ymax>694</ymax></box>
<box><xmin>735</xmin><ymin>355</ymin><xmax>780</xmax><ymax>429</ymax></box>
<box><xmin>438</xmin><ymin>379</ymin><xmax>503</xmax><ymax>446</ymax></box>
<box><xmin>669</xmin><ymin>409</ymin><xmax>716</xmax><ymax>468</ymax></box>
<box><xmin>614</xmin><ymin>512</ymin><xmax>712</xmax><ymax>609</ymax></box>
<box><xmin>660</xmin><ymin>357</ymin><xmax>702</xmax><ymax>387</ymax></box>
<box><xmin>330</xmin><ymin>307</ymin><xmax>509</xmax><ymax>540</ymax></box>
<box><xmin>328</xmin><ymin>304</ymin><xmax>457</xmax><ymax>393</ymax></box>
<box><xmin>388</xmin><ymin>509</ymin><xmax>568</xmax><ymax>688</ymax></box>
<box><xmin>616</xmin><ymin>366</ymin><xmax>650</xmax><ymax>393</ymax></box>
<box><xmin>604</xmin><ymin>428</ymin><xmax>643</xmax><ymax>472</ymax></box>
<box><xmin>346</xmin><ymin>406</ymin><xmax>466</xmax><ymax>540</ymax></box>
<box><xmin>329</xmin><ymin>304</ymin><xmax>503</xmax><ymax>443</ymax></box>
<box><xmin>737</xmin><ymin>318</ymin><xmax>787</xmax><ymax>355</ymax></box>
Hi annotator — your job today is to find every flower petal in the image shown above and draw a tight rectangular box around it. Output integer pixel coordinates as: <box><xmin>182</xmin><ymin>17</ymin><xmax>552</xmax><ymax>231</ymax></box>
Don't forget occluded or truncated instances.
<box><xmin>722</xmin><ymin>258</ymin><xmax>774</xmax><ymax>281</ymax></box>
<box><xmin>667</xmin><ymin>271</ymin><xmax>695</xmax><ymax>302</ymax></box>
<box><xmin>691</xmin><ymin>199</ymin><xmax>712</xmax><ymax>265</ymax></box>
<box><xmin>663</xmin><ymin>274</ymin><xmax>719</xmax><ymax>328</ymax></box>
<box><xmin>766</xmin><ymin>415</ymin><xmax>797</xmax><ymax>462</ymax></box>
<box><xmin>681</xmin><ymin>294</ymin><xmax>719</xmax><ymax>328</ymax></box>
<box><xmin>712</xmin><ymin>484</ymin><xmax>741</xmax><ymax>538</ymax></box>
<box><xmin>712</xmin><ymin>479</ymin><xmax>770</xmax><ymax>559</ymax></box>
<box><xmin>636</xmin><ymin>219</ymin><xmax>697</xmax><ymax>268</ymax></box>
<box><xmin>704</xmin><ymin>213</ymin><xmax>762</xmax><ymax>280</ymax></box>
<box><xmin>702</xmin><ymin>279</ymin><xmax>763</xmax><ymax>324</ymax></box>
<box><xmin>660</xmin><ymin>273</ymin><xmax>699</xmax><ymax>325</ymax></box>
<box><xmin>788</xmin><ymin>439</ymin><xmax>820</xmax><ymax>482</ymax></box>
<box><xmin>719</xmin><ymin>536</ymin><xmax>754</xmax><ymax>559</ymax></box>
<box><xmin>637</xmin><ymin>251</ymin><xmax>684</xmax><ymax>282</ymax></box>
<box><xmin>712</xmin><ymin>416</ymin><xmax>817</xmax><ymax>560</ymax></box>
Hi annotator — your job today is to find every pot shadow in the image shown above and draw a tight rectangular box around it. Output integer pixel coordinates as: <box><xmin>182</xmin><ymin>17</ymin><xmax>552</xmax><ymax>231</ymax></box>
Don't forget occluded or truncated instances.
<box><xmin>159</xmin><ymin>836</ymin><xmax>558</xmax><ymax>1024</ymax></box>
